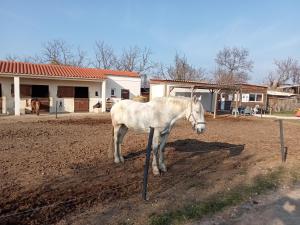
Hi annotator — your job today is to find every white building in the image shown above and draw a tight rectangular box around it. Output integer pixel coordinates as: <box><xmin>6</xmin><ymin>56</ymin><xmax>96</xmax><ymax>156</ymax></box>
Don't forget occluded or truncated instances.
<box><xmin>150</xmin><ymin>79</ymin><xmax>217</xmax><ymax>112</ymax></box>
<box><xmin>149</xmin><ymin>79</ymin><xmax>268</xmax><ymax>114</ymax></box>
<box><xmin>0</xmin><ymin>61</ymin><xmax>141</xmax><ymax>115</ymax></box>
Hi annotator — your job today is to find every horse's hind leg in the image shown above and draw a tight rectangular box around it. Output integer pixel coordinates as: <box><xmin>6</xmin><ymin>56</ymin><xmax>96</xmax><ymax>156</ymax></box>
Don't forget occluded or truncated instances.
<box><xmin>158</xmin><ymin>132</ymin><xmax>169</xmax><ymax>172</ymax></box>
<box><xmin>113</xmin><ymin>124</ymin><xmax>127</xmax><ymax>163</ymax></box>
<box><xmin>117</xmin><ymin>125</ymin><xmax>128</xmax><ymax>163</ymax></box>
<box><xmin>152</xmin><ymin>130</ymin><xmax>160</xmax><ymax>175</ymax></box>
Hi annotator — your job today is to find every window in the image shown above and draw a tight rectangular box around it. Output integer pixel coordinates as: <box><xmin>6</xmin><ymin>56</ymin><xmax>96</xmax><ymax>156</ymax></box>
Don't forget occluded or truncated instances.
<box><xmin>256</xmin><ymin>94</ymin><xmax>262</xmax><ymax>102</ymax></box>
<box><xmin>95</xmin><ymin>91</ymin><xmax>98</xmax><ymax>96</ymax></box>
<box><xmin>248</xmin><ymin>93</ymin><xmax>263</xmax><ymax>102</ymax></box>
<box><xmin>111</xmin><ymin>88</ymin><xmax>116</xmax><ymax>97</ymax></box>
<box><xmin>121</xmin><ymin>89</ymin><xmax>130</xmax><ymax>99</ymax></box>
<box><xmin>249</xmin><ymin>94</ymin><xmax>256</xmax><ymax>102</ymax></box>
<box><xmin>242</xmin><ymin>94</ymin><xmax>249</xmax><ymax>102</ymax></box>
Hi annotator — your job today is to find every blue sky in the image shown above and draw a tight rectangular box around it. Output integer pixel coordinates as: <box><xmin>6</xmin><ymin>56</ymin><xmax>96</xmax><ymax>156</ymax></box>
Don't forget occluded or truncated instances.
<box><xmin>1</xmin><ymin>0</ymin><xmax>300</xmax><ymax>83</ymax></box>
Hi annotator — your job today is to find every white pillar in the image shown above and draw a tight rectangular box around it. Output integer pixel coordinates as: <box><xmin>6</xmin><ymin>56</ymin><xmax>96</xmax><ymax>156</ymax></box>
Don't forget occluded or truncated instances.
<box><xmin>101</xmin><ymin>80</ymin><xmax>106</xmax><ymax>112</ymax></box>
<box><xmin>14</xmin><ymin>76</ymin><xmax>20</xmax><ymax>116</ymax></box>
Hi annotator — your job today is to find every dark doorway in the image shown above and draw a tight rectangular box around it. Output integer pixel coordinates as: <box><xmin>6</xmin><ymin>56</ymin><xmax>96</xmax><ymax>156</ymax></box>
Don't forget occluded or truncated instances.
<box><xmin>32</xmin><ymin>85</ymin><xmax>49</xmax><ymax>97</ymax></box>
<box><xmin>31</xmin><ymin>85</ymin><xmax>50</xmax><ymax>113</ymax></box>
<box><xmin>74</xmin><ymin>87</ymin><xmax>89</xmax><ymax>112</ymax></box>
<box><xmin>121</xmin><ymin>89</ymin><xmax>130</xmax><ymax>99</ymax></box>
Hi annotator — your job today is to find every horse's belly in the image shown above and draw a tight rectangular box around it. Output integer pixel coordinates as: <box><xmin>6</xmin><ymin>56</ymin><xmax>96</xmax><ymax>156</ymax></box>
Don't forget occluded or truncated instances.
<box><xmin>126</xmin><ymin>121</ymin><xmax>150</xmax><ymax>132</ymax></box>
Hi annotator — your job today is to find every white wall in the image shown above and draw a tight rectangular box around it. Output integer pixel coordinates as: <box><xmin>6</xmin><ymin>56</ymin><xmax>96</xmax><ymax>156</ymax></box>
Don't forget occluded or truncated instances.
<box><xmin>150</xmin><ymin>83</ymin><xmax>165</xmax><ymax>100</ymax></box>
<box><xmin>106</xmin><ymin>75</ymin><xmax>141</xmax><ymax>99</ymax></box>
<box><xmin>149</xmin><ymin>83</ymin><xmax>216</xmax><ymax>112</ymax></box>
<box><xmin>0</xmin><ymin>76</ymin><xmax>103</xmax><ymax>114</ymax></box>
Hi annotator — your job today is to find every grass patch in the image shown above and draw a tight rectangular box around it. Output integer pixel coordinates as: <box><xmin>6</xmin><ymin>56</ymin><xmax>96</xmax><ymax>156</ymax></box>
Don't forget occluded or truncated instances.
<box><xmin>273</xmin><ymin>111</ymin><xmax>296</xmax><ymax>117</ymax></box>
<box><xmin>149</xmin><ymin>167</ymin><xmax>284</xmax><ymax>225</ymax></box>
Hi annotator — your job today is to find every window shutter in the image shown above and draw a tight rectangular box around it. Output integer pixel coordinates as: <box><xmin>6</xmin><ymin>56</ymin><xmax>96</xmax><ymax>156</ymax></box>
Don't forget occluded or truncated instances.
<box><xmin>20</xmin><ymin>85</ymin><xmax>32</xmax><ymax>98</ymax></box>
<box><xmin>57</xmin><ymin>86</ymin><xmax>74</xmax><ymax>98</ymax></box>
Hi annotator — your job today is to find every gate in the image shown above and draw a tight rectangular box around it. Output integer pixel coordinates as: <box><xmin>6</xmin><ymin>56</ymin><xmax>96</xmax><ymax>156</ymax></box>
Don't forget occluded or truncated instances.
<box><xmin>38</xmin><ymin>98</ymin><xmax>50</xmax><ymax>112</ymax></box>
<box><xmin>74</xmin><ymin>98</ymin><xmax>89</xmax><ymax>112</ymax></box>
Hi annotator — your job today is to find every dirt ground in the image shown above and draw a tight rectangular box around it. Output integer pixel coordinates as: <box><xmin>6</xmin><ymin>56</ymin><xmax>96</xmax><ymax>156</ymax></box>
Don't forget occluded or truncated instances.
<box><xmin>0</xmin><ymin>114</ymin><xmax>299</xmax><ymax>225</ymax></box>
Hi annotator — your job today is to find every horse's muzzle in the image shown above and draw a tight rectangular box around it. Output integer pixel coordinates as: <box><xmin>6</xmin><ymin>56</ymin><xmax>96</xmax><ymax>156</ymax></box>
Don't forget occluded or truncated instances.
<box><xmin>196</xmin><ymin>128</ymin><xmax>205</xmax><ymax>134</ymax></box>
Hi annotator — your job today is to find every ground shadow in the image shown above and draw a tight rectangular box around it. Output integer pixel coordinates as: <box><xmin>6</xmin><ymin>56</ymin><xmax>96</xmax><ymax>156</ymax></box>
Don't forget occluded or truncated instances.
<box><xmin>167</xmin><ymin>139</ymin><xmax>245</xmax><ymax>157</ymax></box>
<box><xmin>124</xmin><ymin>139</ymin><xmax>245</xmax><ymax>160</ymax></box>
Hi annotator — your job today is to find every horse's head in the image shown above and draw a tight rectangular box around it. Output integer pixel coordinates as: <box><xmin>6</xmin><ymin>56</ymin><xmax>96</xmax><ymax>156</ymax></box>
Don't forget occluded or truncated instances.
<box><xmin>186</xmin><ymin>95</ymin><xmax>206</xmax><ymax>134</ymax></box>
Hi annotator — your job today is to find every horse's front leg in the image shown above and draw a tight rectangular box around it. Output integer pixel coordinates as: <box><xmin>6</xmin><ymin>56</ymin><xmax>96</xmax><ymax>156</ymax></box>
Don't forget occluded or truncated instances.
<box><xmin>158</xmin><ymin>132</ymin><xmax>170</xmax><ymax>172</ymax></box>
<box><xmin>152</xmin><ymin>130</ymin><xmax>160</xmax><ymax>175</ymax></box>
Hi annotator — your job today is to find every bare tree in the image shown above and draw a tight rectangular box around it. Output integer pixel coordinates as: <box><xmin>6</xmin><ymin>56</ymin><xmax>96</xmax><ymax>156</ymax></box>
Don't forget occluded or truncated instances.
<box><xmin>5</xmin><ymin>54</ymin><xmax>42</xmax><ymax>63</ymax></box>
<box><xmin>116</xmin><ymin>46</ymin><xmax>154</xmax><ymax>73</ymax></box>
<box><xmin>214</xmin><ymin>47</ymin><xmax>253</xmax><ymax>84</ymax></box>
<box><xmin>154</xmin><ymin>53</ymin><xmax>206</xmax><ymax>81</ymax></box>
<box><xmin>267</xmin><ymin>57</ymin><xmax>300</xmax><ymax>88</ymax></box>
<box><xmin>41</xmin><ymin>39</ymin><xmax>88</xmax><ymax>67</ymax></box>
<box><xmin>94</xmin><ymin>41</ymin><xmax>116</xmax><ymax>69</ymax></box>
<box><xmin>5</xmin><ymin>54</ymin><xmax>19</xmax><ymax>61</ymax></box>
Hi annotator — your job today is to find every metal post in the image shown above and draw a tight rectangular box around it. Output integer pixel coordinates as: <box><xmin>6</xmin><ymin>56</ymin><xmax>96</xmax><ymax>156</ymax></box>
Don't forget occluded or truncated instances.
<box><xmin>55</xmin><ymin>101</ymin><xmax>58</xmax><ymax>119</ymax></box>
<box><xmin>278</xmin><ymin>120</ymin><xmax>287</xmax><ymax>162</ymax></box>
<box><xmin>143</xmin><ymin>127</ymin><xmax>154</xmax><ymax>200</ymax></box>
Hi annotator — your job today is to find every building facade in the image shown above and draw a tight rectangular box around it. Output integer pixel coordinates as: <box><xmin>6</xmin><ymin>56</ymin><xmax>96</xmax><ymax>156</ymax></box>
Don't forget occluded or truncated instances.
<box><xmin>0</xmin><ymin>61</ymin><xmax>141</xmax><ymax>115</ymax></box>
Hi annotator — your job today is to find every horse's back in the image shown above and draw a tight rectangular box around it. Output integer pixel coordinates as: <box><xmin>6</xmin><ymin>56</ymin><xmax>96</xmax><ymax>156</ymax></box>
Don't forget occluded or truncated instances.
<box><xmin>111</xmin><ymin>100</ymin><xmax>152</xmax><ymax>130</ymax></box>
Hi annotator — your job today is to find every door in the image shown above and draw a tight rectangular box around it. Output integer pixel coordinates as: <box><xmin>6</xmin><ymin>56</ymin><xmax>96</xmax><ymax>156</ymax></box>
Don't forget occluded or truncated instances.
<box><xmin>31</xmin><ymin>85</ymin><xmax>50</xmax><ymax>113</ymax></box>
<box><xmin>74</xmin><ymin>87</ymin><xmax>89</xmax><ymax>112</ymax></box>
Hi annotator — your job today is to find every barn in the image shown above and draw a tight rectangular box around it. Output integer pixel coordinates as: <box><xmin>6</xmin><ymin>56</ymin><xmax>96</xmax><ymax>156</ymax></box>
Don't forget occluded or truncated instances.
<box><xmin>0</xmin><ymin>61</ymin><xmax>141</xmax><ymax>115</ymax></box>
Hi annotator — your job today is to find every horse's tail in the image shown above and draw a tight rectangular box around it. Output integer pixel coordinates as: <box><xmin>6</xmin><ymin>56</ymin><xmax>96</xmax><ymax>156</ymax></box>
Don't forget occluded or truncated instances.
<box><xmin>108</xmin><ymin>126</ymin><xmax>114</xmax><ymax>159</ymax></box>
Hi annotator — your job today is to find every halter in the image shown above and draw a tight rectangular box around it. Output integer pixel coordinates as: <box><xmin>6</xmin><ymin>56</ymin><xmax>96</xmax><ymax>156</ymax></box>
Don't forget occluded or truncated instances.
<box><xmin>188</xmin><ymin>91</ymin><xmax>206</xmax><ymax>127</ymax></box>
<box><xmin>187</xmin><ymin>105</ymin><xmax>206</xmax><ymax>127</ymax></box>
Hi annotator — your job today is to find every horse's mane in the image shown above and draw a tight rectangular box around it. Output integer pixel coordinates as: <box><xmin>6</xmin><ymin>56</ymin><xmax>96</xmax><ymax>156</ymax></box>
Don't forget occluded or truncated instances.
<box><xmin>151</xmin><ymin>96</ymin><xmax>190</xmax><ymax>107</ymax></box>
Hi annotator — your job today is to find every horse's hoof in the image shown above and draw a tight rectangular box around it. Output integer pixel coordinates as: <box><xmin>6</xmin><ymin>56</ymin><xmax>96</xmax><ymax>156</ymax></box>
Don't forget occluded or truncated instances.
<box><xmin>114</xmin><ymin>158</ymin><xmax>121</xmax><ymax>163</ymax></box>
<box><xmin>152</xmin><ymin>167</ymin><xmax>160</xmax><ymax>176</ymax></box>
<box><xmin>160</xmin><ymin>164</ymin><xmax>167</xmax><ymax>172</ymax></box>
<box><xmin>119</xmin><ymin>156</ymin><xmax>125</xmax><ymax>163</ymax></box>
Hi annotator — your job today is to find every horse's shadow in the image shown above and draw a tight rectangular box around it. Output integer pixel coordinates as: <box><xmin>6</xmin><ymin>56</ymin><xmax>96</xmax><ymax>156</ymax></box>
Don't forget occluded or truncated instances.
<box><xmin>167</xmin><ymin>139</ymin><xmax>245</xmax><ymax>157</ymax></box>
<box><xmin>124</xmin><ymin>139</ymin><xmax>245</xmax><ymax>159</ymax></box>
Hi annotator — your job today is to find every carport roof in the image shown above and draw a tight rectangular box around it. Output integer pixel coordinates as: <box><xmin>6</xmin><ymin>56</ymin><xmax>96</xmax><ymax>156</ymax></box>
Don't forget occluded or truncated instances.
<box><xmin>0</xmin><ymin>61</ymin><xmax>139</xmax><ymax>80</ymax></box>
<box><xmin>150</xmin><ymin>79</ymin><xmax>240</xmax><ymax>91</ymax></box>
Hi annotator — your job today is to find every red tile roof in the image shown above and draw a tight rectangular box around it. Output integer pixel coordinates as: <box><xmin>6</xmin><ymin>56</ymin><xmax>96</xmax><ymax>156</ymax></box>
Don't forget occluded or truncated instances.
<box><xmin>0</xmin><ymin>61</ymin><xmax>139</xmax><ymax>79</ymax></box>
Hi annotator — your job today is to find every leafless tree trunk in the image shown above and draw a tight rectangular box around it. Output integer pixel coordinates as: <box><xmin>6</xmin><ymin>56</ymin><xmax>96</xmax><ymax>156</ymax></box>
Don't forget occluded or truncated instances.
<box><xmin>214</xmin><ymin>47</ymin><xmax>253</xmax><ymax>84</ymax></box>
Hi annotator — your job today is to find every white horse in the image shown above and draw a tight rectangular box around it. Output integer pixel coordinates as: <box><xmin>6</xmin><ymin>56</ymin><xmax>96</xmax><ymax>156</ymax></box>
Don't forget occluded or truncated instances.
<box><xmin>109</xmin><ymin>96</ymin><xmax>206</xmax><ymax>175</ymax></box>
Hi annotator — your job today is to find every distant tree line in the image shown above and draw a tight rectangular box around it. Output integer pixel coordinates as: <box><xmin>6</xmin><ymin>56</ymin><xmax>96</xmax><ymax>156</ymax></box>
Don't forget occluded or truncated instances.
<box><xmin>4</xmin><ymin>39</ymin><xmax>299</xmax><ymax>88</ymax></box>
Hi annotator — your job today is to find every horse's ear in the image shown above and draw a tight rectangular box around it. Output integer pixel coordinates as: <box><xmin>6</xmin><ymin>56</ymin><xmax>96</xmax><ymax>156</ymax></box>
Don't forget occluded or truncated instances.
<box><xmin>192</xmin><ymin>95</ymin><xmax>198</xmax><ymax>103</ymax></box>
<box><xmin>198</xmin><ymin>95</ymin><xmax>202</xmax><ymax>102</ymax></box>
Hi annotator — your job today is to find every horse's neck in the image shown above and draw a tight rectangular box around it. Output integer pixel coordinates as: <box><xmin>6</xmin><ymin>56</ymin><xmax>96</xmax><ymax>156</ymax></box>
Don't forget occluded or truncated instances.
<box><xmin>164</xmin><ymin>97</ymin><xmax>190</xmax><ymax>120</ymax></box>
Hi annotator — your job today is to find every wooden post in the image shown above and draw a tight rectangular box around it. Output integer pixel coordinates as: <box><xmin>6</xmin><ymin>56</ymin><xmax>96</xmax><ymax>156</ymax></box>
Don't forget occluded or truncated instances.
<box><xmin>278</xmin><ymin>120</ymin><xmax>287</xmax><ymax>162</ymax></box>
<box><xmin>234</xmin><ymin>90</ymin><xmax>239</xmax><ymax>118</ymax></box>
<box><xmin>143</xmin><ymin>127</ymin><xmax>154</xmax><ymax>200</ymax></box>
<box><xmin>213</xmin><ymin>90</ymin><xmax>220</xmax><ymax>119</ymax></box>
